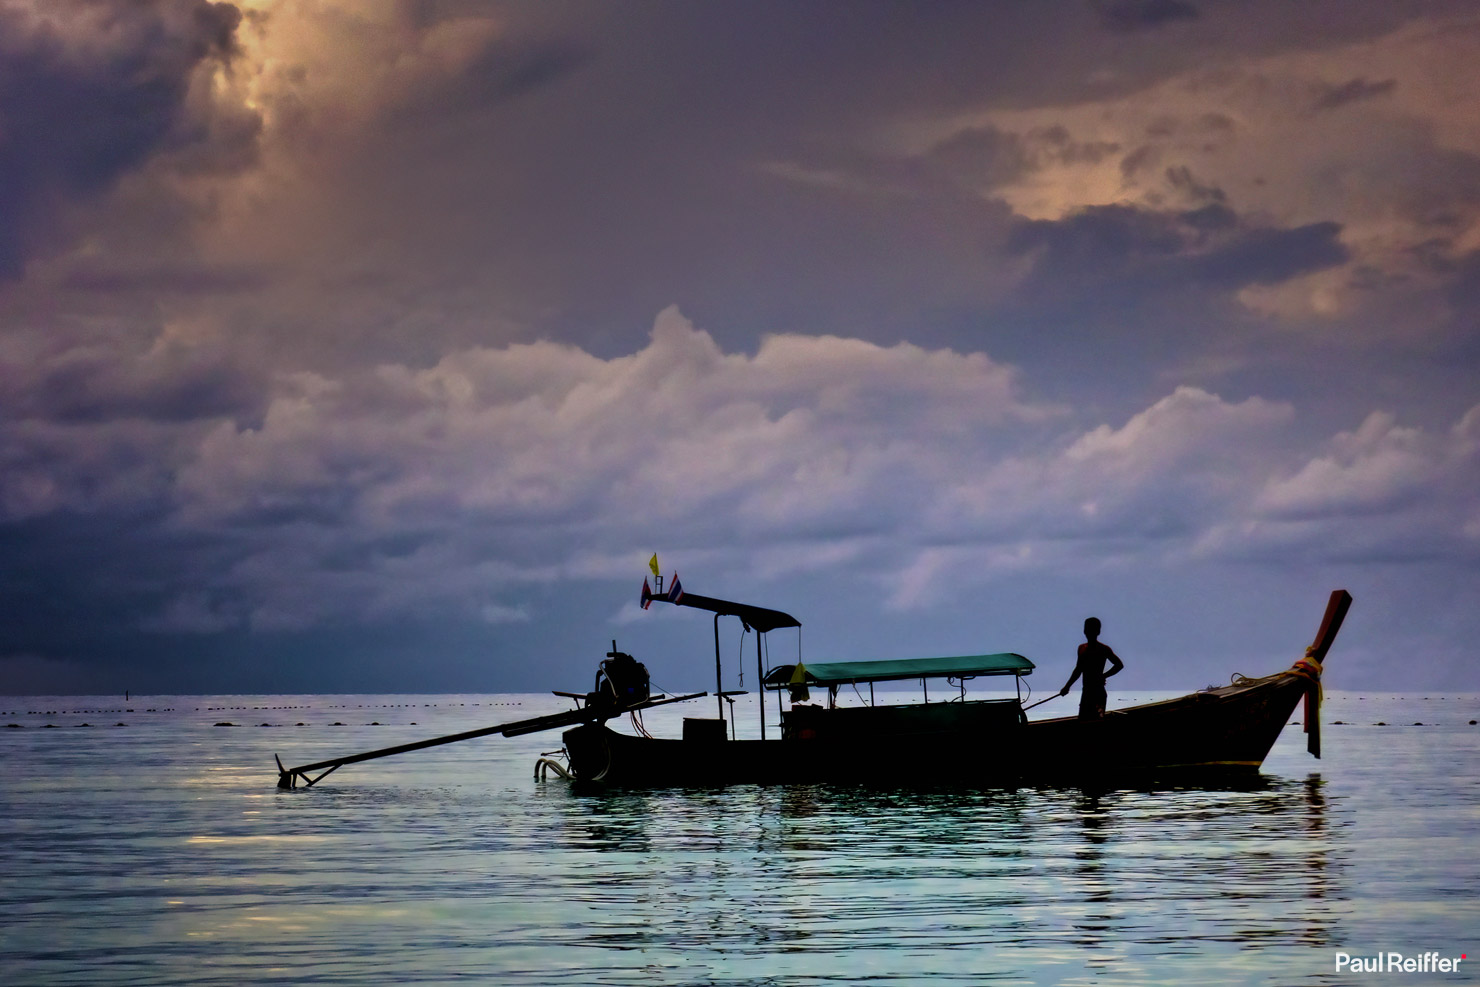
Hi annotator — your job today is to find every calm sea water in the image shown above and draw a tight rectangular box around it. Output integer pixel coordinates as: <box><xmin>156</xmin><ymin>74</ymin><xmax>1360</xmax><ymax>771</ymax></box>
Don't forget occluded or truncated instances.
<box><xmin>2</xmin><ymin>690</ymin><xmax>1477</xmax><ymax>986</ymax></box>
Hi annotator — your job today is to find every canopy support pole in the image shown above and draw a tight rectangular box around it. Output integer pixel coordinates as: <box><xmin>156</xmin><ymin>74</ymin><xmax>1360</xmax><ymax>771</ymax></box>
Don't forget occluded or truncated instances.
<box><xmin>756</xmin><ymin>631</ymin><xmax>767</xmax><ymax>741</ymax></box>
<box><xmin>714</xmin><ymin>613</ymin><xmax>725</xmax><ymax>723</ymax></box>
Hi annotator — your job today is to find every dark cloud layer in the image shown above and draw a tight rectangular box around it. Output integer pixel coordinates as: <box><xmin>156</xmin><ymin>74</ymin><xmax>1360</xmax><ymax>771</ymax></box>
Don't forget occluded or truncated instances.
<box><xmin>2</xmin><ymin>1</ymin><xmax>1479</xmax><ymax>694</ymax></box>
<box><xmin>1312</xmin><ymin>76</ymin><xmax>1399</xmax><ymax>112</ymax></box>
<box><xmin>1005</xmin><ymin>203</ymin><xmax>1350</xmax><ymax>306</ymax></box>
<box><xmin>0</xmin><ymin>1</ymin><xmax>247</xmax><ymax>277</ymax></box>
<box><xmin>1097</xmin><ymin>0</ymin><xmax>1201</xmax><ymax>33</ymax></box>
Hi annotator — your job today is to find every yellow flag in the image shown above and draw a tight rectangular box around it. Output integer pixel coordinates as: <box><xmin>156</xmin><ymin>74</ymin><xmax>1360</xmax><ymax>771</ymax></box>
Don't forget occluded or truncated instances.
<box><xmin>648</xmin><ymin>553</ymin><xmax>660</xmax><ymax>578</ymax></box>
<box><xmin>788</xmin><ymin>663</ymin><xmax>810</xmax><ymax>703</ymax></box>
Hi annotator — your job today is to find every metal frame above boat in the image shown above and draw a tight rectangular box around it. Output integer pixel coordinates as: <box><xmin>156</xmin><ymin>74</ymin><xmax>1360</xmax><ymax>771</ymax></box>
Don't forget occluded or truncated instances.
<box><xmin>763</xmin><ymin>652</ymin><xmax>1035</xmax><ymax>710</ymax></box>
<box><xmin>767</xmin><ymin>653</ymin><xmax>1035</xmax><ymax>686</ymax></box>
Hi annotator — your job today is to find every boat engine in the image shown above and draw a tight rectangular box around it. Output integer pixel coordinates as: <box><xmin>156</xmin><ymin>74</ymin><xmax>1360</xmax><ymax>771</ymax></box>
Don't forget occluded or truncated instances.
<box><xmin>590</xmin><ymin>644</ymin><xmax>650</xmax><ymax>711</ymax></box>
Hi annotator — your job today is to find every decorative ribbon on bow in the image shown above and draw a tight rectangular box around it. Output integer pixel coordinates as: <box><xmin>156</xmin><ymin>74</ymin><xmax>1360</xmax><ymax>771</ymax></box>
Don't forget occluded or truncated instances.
<box><xmin>1291</xmin><ymin>645</ymin><xmax>1323</xmax><ymax>758</ymax></box>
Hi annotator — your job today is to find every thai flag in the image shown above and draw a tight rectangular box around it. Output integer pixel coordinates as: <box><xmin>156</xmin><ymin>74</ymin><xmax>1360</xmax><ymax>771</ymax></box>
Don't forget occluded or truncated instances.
<box><xmin>666</xmin><ymin>573</ymin><xmax>684</xmax><ymax>603</ymax></box>
<box><xmin>641</xmin><ymin>579</ymin><xmax>653</xmax><ymax>610</ymax></box>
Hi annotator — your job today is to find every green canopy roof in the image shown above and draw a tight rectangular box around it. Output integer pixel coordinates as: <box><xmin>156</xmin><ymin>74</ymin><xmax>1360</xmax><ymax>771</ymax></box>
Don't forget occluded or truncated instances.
<box><xmin>763</xmin><ymin>653</ymin><xmax>1033</xmax><ymax>687</ymax></box>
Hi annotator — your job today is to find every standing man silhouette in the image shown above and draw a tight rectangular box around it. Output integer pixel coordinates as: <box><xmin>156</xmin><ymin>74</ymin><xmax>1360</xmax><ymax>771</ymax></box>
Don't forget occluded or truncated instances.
<box><xmin>1060</xmin><ymin>617</ymin><xmax>1124</xmax><ymax>720</ymax></box>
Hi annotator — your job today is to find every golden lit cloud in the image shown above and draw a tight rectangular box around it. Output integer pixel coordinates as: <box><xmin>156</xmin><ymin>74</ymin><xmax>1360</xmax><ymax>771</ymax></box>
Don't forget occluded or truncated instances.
<box><xmin>901</xmin><ymin>14</ymin><xmax>1480</xmax><ymax>323</ymax></box>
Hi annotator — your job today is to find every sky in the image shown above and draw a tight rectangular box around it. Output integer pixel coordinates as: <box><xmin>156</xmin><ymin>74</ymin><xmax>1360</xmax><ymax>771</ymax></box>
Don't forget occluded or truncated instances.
<box><xmin>2</xmin><ymin>0</ymin><xmax>1478</xmax><ymax>697</ymax></box>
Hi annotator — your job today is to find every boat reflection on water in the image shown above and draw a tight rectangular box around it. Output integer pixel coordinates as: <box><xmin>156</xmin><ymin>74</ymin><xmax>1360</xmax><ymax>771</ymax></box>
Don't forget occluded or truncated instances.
<box><xmin>542</xmin><ymin>773</ymin><xmax>1347</xmax><ymax>977</ymax></box>
<box><xmin>1055</xmin><ymin>774</ymin><xmax>1342</xmax><ymax>967</ymax></box>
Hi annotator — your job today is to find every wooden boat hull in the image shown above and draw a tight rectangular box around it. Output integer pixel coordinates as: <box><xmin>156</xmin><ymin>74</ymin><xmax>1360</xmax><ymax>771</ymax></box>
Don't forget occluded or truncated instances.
<box><xmin>561</xmin><ymin>670</ymin><xmax>1310</xmax><ymax>787</ymax></box>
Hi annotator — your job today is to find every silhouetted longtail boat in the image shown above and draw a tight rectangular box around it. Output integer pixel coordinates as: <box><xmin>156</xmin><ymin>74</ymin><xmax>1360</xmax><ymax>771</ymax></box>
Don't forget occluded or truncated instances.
<box><xmin>275</xmin><ymin>577</ymin><xmax>1351</xmax><ymax>790</ymax></box>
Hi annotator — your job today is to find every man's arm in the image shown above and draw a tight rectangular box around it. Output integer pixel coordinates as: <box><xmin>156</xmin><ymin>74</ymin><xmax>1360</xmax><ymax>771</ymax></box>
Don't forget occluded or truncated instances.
<box><xmin>1060</xmin><ymin>646</ymin><xmax>1084</xmax><ymax>696</ymax></box>
<box><xmin>1105</xmin><ymin>647</ymin><xmax>1124</xmax><ymax>678</ymax></box>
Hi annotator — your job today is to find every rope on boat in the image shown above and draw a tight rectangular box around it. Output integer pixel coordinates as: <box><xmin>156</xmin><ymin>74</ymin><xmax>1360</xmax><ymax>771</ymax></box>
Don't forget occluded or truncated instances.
<box><xmin>736</xmin><ymin>622</ymin><xmax>748</xmax><ymax>689</ymax></box>
<box><xmin>1291</xmin><ymin>645</ymin><xmax>1324</xmax><ymax>688</ymax></box>
<box><xmin>1229</xmin><ymin>646</ymin><xmax>1325</xmax><ymax>748</ymax></box>
<box><xmin>1229</xmin><ymin>646</ymin><xmax>1323</xmax><ymax>689</ymax></box>
<box><xmin>1228</xmin><ymin>670</ymin><xmax>1283</xmax><ymax>687</ymax></box>
<box><xmin>534</xmin><ymin>756</ymin><xmax>572</xmax><ymax>780</ymax></box>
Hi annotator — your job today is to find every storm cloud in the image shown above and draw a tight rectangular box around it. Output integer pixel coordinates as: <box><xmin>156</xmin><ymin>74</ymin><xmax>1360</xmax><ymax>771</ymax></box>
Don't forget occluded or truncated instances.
<box><xmin>1006</xmin><ymin>203</ymin><xmax>1351</xmax><ymax>300</ymax></box>
<box><xmin>0</xmin><ymin>0</ymin><xmax>250</xmax><ymax>276</ymax></box>
<box><xmin>3</xmin><ymin>1</ymin><xmax>1479</xmax><ymax>694</ymax></box>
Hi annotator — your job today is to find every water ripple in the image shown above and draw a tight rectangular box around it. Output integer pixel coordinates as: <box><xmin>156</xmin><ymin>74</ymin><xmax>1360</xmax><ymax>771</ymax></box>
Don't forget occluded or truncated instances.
<box><xmin>2</xmin><ymin>692</ymin><xmax>1477</xmax><ymax>985</ymax></box>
